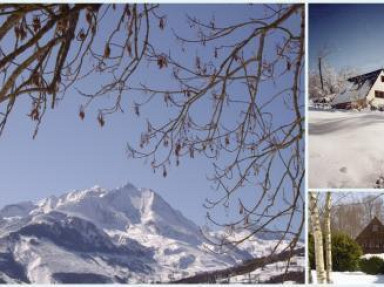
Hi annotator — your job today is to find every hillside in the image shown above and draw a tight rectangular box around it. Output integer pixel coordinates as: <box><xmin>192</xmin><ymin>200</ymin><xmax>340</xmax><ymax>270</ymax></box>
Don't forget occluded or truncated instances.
<box><xmin>0</xmin><ymin>183</ymin><xmax>303</xmax><ymax>283</ymax></box>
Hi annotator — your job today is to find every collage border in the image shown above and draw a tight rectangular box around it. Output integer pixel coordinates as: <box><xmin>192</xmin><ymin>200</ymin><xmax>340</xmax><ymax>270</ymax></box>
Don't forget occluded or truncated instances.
<box><xmin>306</xmin><ymin>2</ymin><xmax>384</xmax><ymax>286</ymax></box>
<box><xmin>6</xmin><ymin>1</ymin><xmax>384</xmax><ymax>285</ymax></box>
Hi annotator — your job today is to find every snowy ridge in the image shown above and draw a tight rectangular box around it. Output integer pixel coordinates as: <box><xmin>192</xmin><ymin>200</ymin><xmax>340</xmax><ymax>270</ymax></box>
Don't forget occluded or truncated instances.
<box><xmin>0</xmin><ymin>183</ymin><xmax>302</xmax><ymax>283</ymax></box>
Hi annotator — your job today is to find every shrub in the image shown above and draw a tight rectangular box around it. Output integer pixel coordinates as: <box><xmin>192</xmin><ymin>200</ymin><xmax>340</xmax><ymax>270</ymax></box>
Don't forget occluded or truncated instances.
<box><xmin>308</xmin><ymin>233</ymin><xmax>315</xmax><ymax>270</ymax></box>
<box><xmin>332</xmin><ymin>232</ymin><xmax>363</xmax><ymax>272</ymax></box>
<box><xmin>359</xmin><ymin>257</ymin><xmax>384</xmax><ymax>275</ymax></box>
<box><xmin>308</xmin><ymin>232</ymin><xmax>362</xmax><ymax>272</ymax></box>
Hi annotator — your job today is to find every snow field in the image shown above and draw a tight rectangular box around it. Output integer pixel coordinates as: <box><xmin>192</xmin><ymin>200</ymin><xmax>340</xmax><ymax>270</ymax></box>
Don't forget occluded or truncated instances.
<box><xmin>309</xmin><ymin>110</ymin><xmax>384</xmax><ymax>188</ymax></box>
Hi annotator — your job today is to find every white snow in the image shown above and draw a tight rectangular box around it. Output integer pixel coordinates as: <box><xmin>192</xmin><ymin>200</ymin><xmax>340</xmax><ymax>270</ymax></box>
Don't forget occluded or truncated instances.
<box><xmin>231</xmin><ymin>256</ymin><xmax>304</xmax><ymax>283</ymax></box>
<box><xmin>309</xmin><ymin>110</ymin><xmax>384</xmax><ymax>188</ymax></box>
<box><xmin>362</xmin><ymin>253</ymin><xmax>384</xmax><ymax>260</ymax></box>
<box><xmin>311</xmin><ymin>270</ymin><xmax>384</xmax><ymax>284</ymax></box>
<box><xmin>0</xmin><ymin>183</ymin><xmax>304</xmax><ymax>283</ymax></box>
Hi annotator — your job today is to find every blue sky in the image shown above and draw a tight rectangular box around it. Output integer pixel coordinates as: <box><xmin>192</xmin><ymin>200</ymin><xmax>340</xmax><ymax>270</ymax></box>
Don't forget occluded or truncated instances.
<box><xmin>309</xmin><ymin>4</ymin><xmax>384</xmax><ymax>73</ymax></box>
<box><xmin>0</xmin><ymin>4</ymin><xmax>303</xmax><ymax>231</ymax></box>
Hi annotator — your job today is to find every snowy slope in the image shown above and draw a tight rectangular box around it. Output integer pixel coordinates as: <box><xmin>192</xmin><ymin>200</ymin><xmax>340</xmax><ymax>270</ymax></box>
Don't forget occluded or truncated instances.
<box><xmin>0</xmin><ymin>183</ymin><xmax>302</xmax><ymax>283</ymax></box>
<box><xmin>309</xmin><ymin>110</ymin><xmax>384</xmax><ymax>188</ymax></box>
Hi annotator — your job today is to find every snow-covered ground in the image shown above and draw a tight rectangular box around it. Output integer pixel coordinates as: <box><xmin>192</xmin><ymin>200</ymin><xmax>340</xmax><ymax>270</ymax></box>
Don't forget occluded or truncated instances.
<box><xmin>309</xmin><ymin>110</ymin><xmax>384</xmax><ymax>188</ymax></box>
<box><xmin>311</xmin><ymin>270</ymin><xmax>384</xmax><ymax>284</ymax></box>
<box><xmin>231</xmin><ymin>256</ymin><xmax>304</xmax><ymax>283</ymax></box>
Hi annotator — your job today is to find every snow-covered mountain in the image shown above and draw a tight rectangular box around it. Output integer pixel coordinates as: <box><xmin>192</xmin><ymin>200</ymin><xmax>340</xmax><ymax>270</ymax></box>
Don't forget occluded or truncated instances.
<box><xmin>0</xmin><ymin>183</ymin><xmax>302</xmax><ymax>283</ymax></box>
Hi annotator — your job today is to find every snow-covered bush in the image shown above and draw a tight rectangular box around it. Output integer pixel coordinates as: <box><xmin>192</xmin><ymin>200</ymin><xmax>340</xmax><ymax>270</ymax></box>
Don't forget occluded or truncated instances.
<box><xmin>370</xmin><ymin>105</ymin><xmax>378</xmax><ymax>111</ymax></box>
<box><xmin>369</xmin><ymin>102</ymin><xmax>384</xmax><ymax>111</ymax></box>
<box><xmin>359</xmin><ymin>257</ymin><xmax>384</xmax><ymax>275</ymax></box>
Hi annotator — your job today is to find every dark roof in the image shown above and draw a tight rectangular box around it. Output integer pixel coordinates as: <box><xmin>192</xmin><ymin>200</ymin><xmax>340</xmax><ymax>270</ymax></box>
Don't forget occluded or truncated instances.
<box><xmin>348</xmin><ymin>69</ymin><xmax>384</xmax><ymax>84</ymax></box>
<box><xmin>356</xmin><ymin>217</ymin><xmax>384</xmax><ymax>241</ymax></box>
<box><xmin>332</xmin><ymin>68</ymin><xmax>384</xmax><ymax>106</ymax></box>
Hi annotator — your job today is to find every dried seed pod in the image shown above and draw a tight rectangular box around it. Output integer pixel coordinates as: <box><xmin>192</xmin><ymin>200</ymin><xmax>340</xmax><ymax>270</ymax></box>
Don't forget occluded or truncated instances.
<box><xmin>78</xmin><ymin>29</ymin><xmax>86</xmax><ymax>41</ymax></box>
<box><xmin>127</xmin><ymin>43</ymin><xmax>132</xmax><ymax>57</ymax></box>
<box><xmin>79</xmin><ymin>106</ymin><xmax>85</xmax><ymax>120</ymax></box>
<box><xmin>164</xmin><ymin>93</ymin><xmax>171</xmax><ymax>105</ymax></box>
<box><xmin>86</xmin><ymin>11</ymin><xmax>93</xmax><ymax>25</ymax></box>
<box><xmin>159</xmin><ymin>17</ymin><xmax>165</xmax><ymax>30</ymax></box>
<box><xmin>29</xmin><ymin>106</ymin><xmax>40</xmax><ymax>121</ymax></box>
<box><xmin>163</xmin><ymin>136</ymin><xmax>169</xmax><ymax>147</ymax></box>
<box><xmin>225</xmin><ymin>135</ymin><xmax>230</xmax><ymax>146</ymax></box>
<box><xmin>157</xmin><ymin>55</ymin><xmax>168</xmax><ymax>69</ymax></box>
<box><xmin>195</xmin><ymin>56</ymin><xmax>201</xmax><ymax>70</ymax></box>
<box><xmin>19</xmin><ymin>25</ymin><xmax>27</xmax><ymax>41</ymax></box>
<box><xmin>175</xmin><ymin>143</ymin><xmax>181</xmax><ymax>157</ymax></box>
<box><xmin>97</xmin><ymin>113</ymin><xmax>105</xmax><ymax>127</ymax></box>
<box><xmin>239</xmin><ymin>202</ymin><xmax>244</xmax><ymax>214</ymax></box>
<box><xmin>104</xmin><ymin>44</ymin><xmax>111</xmax><ymax>58</ymax></box>
<box><xmin>32</xmin><ymin>16</ymin><xmax>41</xmax><ymax>32</ymax></box>
<box><xmin>134</xmin><ymin>104</ymin><xmax>140</xmax><ymax>116</ymax></box>
<box><xmin>31</xmin><ymin>73</ymin><xmax>40</xmax><ymax>87</ymax></box>
<box><xmin>14</xmin><ymin>26</ymin><xmax>21</xmax><ymax>40</ymax></box>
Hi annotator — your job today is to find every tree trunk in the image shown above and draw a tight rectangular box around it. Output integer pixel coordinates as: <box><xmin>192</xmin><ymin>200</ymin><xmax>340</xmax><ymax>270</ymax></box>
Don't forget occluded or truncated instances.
<box><xmin>318</xmin><ymin>57</ymin><xmax>324</xmax><ymax>92</ymax></box>
<box><xmin>309</xmin><ymin>192</ymin><xmax>326</xmax><ymax>284</ymax></box>
<box><xmin>324</xmin><ymin>192</ymin><xmax>332</xmax><ymax>283</ymax></box>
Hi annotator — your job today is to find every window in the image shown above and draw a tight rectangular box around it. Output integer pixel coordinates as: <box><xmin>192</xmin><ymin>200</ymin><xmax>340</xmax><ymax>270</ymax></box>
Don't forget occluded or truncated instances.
<box><xmin>375</xmin><ymin>91</ymin><xmax>384</xmax><ymax>99</ymax></box>
<box><xmin>373</xmin><ymin>225</ymin><xmax>379</xmax><ymax>232</ymax></box>
<box><xmin>381</xmin><ymin>75</ymin><xmax>384</xmax><ymax>82</ymax></box>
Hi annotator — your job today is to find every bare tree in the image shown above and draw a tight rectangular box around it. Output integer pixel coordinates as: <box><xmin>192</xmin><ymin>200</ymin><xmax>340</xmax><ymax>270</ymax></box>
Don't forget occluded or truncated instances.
<box><xmin>0</xmin><ymin>4</ymin><xmax>304</xmax><ymax>269</ymax></box>
<box><xmin>309</xmin><ymin>63</ymin><xmax>340</xmax><ymax>100</ymax></box>
<box><xmin>332</xmin><ymin>201</ymin><xmax>365</xmax><ymax>239</ymax></box>
<box><xmin>127</xmin><ymin>3</ymin><xmax>304</xmax><ymax>257</ymax></box>
<box><xmin>331</xmin><ymin>193</ymin><xmax>384</xmax><ymax>239</ymax></box>
<box><xmin>317</xmin><ymin>45</ymin><xmax>332</xmax><ymax>93</ymax></box>
<box><xmin>363</xmin><ymin>195</ymin><xmax>384</xmax><ymax>222</ymax></box>
<box><xmin>0</xmin><ymin>4</ymin><xmax>163</xmax><ymax>137</ymax></box>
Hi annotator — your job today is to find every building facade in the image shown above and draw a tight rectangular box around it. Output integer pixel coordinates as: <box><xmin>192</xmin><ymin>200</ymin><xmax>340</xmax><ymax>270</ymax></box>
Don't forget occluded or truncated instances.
<box><xmin>332</xmin><ymin>69</ymin><xmax>384</xmax><ymax>110</ymax></box>
<box><xmin>356</xmin><ymin>217</ymin><xmax>384</xmax><ymax>254</ymax></box>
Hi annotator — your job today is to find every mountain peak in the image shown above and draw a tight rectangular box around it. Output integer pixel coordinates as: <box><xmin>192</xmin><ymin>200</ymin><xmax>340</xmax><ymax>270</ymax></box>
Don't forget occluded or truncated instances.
<box><xmin>0</xmin><ymin>183</ymin><xmax>303</xmax><ymax>284</ymax></box>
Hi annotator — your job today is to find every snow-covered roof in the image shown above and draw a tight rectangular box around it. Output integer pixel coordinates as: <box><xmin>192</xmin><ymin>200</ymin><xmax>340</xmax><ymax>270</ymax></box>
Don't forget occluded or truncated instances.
<box><xmin>348</xmin><ymin>68</ymin><xmax>384</xmax><ymax>84</ymax></box>
<box><xmin>332</xmin><ymin>81</ymin><xmax>371</xmax><ymax>105</ymax></box>
<box><xmin>331</xmin><ymin>69</ymin><xmax>384</xmax><ymax>105</ymax></box>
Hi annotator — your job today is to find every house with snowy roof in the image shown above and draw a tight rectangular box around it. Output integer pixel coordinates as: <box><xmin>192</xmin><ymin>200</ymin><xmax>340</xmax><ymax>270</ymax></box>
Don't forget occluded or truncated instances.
<box><xmin>331</xmin><ymin>68</ymin><xmax>384</xmax><ymax>110</ymax></box>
